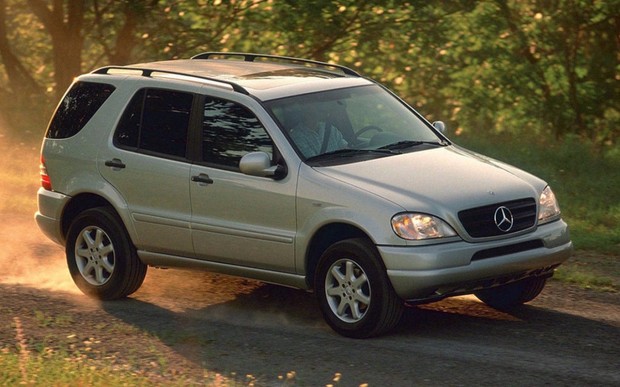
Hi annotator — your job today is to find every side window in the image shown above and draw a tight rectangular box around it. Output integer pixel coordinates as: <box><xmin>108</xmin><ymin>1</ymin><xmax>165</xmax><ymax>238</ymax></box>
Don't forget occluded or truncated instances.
<box><xmin>115</xmin><ymin>89</ymin><xmax>144</xmax><ymax>149</ymax></box>
<box><xmin>115</xmin><ymin>88</ymin><xmax>193</xmax><ymax>158</ymax></box>
<box><xmin>202</xmin><ymin>98</ymin><xmax>273</xmax><ymax>169</ymax></box>
<box><xmin>47</xmin><ymin>81</ymin><xmax>115</xmax><ymax>139</ymax></box>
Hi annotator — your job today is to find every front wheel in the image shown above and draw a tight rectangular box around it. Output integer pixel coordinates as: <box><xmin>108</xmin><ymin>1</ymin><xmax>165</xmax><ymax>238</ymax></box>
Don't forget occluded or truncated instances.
<box><xmin>315</xmin><ymin>238</ymin><xmax>403</xmax><ymax>338</ymax></box>
<box><xmin>66</xmin><ymin>207</ymin><xmax>147</xmax><ymax>300</ymax></box>
<box><xmin>475</xmin><ymin>277</ymin><xmax>547</xmax><ymax>310</ymax></box>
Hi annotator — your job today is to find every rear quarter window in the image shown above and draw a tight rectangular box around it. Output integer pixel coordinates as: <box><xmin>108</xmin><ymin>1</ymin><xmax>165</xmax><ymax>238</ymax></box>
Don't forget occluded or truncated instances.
<box><xmin>46</xmin><ymin>81</ymin><xmax>116</xmax><ymax>139</ymax></box>
<box><xmin>114</xmin><ymin>88</ymin><xmax>193</xmax><ymax>159</ymax></box>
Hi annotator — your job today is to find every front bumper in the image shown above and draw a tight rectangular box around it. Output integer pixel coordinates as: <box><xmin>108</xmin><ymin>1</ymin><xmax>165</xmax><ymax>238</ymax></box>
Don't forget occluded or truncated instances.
<box><xmin>379</xmin><ymin>219</ymin><xmax>572</xmax><ymax>302</ymax></box>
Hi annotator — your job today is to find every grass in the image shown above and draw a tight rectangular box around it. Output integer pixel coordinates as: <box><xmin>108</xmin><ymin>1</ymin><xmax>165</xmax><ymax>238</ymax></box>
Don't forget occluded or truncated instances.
<box><xmin>0</xmin><ymin>339</ymin><xmax>281</xmax><ymax>386</ymax></box>
<box><xmin>0</xmin><ymin>349</ymin><xmax>164</xmax><ymax>386</ymax></box>
<box><xmin>552</xmin><ymin>251</ymin><xmax>620</xmax><ymax>292</ymax></box>
<box><xmin>0</xmin><ymin>317</ymin><xmax>239</xmax><ymax>386</ymax></box>
<box><xmin>33</xmin><ymin>310</ymin><xmax>74</xmax><ymax>328</ymax></box>
<box><xmin>554</xmin><ymin>269</ymin><xmax>616</xmax><ymax>292</ymax></box>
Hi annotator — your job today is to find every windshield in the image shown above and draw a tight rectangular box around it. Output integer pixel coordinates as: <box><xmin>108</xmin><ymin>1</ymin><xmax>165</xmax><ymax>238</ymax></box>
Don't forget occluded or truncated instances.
<box><xmin>265</xmin><ymin>84</ymin><xmax>446</xmax><ymax>165</ymax></box>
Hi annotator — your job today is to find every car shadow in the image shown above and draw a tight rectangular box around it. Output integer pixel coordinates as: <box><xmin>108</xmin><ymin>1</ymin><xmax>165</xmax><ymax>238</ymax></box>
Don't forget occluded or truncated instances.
<box><xmin>95</xmin><ymin>269</ymin><xmax>620</xmax><ymax>385</ymax></box>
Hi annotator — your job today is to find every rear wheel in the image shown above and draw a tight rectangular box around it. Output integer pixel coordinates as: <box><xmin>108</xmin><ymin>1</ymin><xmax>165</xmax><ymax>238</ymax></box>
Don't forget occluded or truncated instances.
<box><xmin>66</xmin><ymin>207</ymin><xmax>147</xmax><ymax>300</ymax></box>
<box><xmin>315</xmin><ymin>238</ymin><xmax>403</xmax><ymax>338</ymax></box>
<box><xmin>475</xmin><ymin>277</ymin><xmax>547</xmax><ymax>310</ymax></box>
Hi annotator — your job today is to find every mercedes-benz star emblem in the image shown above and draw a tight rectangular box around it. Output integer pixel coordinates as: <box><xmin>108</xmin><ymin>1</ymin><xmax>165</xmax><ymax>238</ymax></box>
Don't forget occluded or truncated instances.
<box><xmin>494</xmin><ymin>206</ymin><xmax>514</xmax><ymax>232</ymax></box>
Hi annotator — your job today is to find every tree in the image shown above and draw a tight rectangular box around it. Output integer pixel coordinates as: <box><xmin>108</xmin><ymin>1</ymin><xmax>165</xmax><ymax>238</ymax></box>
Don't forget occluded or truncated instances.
<box><xmin>27</xmin><ymin>0</ymin><xmax>85</xmax><ymax>98</ymax></box>
<box><xmin>0</xmin><ymin>0</ymin><xmax>617</xmax><ymax>146</ymax></box>
<box><xmin>438</xmin><ymin>0</ymin><xmax>619</xmax><ymax>144</ymax></box>
<box><xmin>92</xmin><ymin>1</ymin><xmax>157</xmax><ymax>65</ymax></box>
<box><xmin>0</xmin><ymin>0</ymin><xmax>41</xmax><ymax>96</ymax></box>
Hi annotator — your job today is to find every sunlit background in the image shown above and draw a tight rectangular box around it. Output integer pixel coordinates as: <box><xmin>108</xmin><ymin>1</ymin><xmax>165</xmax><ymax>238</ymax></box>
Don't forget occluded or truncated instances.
<box><xmin>0</xmin><ymin>0</ymin><xmax>616</xmax><ymax>316</ymax></box>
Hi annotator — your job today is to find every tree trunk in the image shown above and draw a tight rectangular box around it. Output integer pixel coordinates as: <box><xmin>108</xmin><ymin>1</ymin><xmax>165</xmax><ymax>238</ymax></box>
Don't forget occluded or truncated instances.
<box><xmin>28</xmin><ymin>0</ymin><xmax>85</xmax><ymax>98</ymax></box>
<box><xmin>108</xmin><ymin>2</ymin><xmax>139</xmax><ymax>65</ymax></box>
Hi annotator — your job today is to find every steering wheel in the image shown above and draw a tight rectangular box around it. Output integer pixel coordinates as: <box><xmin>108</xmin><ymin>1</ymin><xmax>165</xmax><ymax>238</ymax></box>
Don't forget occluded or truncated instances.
<box><xmin>356</xmin><ymin>125</ymin><xmax>383</xmax><ymax>137</ymax></box>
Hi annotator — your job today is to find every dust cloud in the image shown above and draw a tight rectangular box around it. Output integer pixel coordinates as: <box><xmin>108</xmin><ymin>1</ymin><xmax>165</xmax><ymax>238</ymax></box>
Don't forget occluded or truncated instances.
<box><xmin>0</xmin><ymin>127</ymin><xmax>79</xmax><ymax>294</ymax></box>
<box><xmin>0</xmin><ymin>214</ymin><xmax>77</xmax><ymax>294</ymax></box>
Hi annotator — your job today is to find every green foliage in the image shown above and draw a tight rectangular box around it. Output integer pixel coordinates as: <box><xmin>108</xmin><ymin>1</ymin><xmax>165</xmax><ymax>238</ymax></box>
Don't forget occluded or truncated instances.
<box><xmin>427</xmin><ymin>0</ymin><xmax>619</xmax><ymax>144</ymax></box>
<box><xmin>0</xmin><ymin>0</ymin><xmax>617</xmax><ymax>146</ymax></box>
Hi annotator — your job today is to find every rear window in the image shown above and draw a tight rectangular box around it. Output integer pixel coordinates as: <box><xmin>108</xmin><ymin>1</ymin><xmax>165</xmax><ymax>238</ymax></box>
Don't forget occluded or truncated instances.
<box><xmin>46</xmin><ymin>81</ymin><xmax>116</xmax><ymax>139</ymax></box>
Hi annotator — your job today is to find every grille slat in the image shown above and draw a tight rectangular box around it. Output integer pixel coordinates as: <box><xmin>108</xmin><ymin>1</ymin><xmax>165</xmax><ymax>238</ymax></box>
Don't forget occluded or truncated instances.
<box><xmin>458</xmin><ymin>198</ymin><xmax>537</xmax><ymax>238</ymax></box>
<box><xmin>471</xmin><ymin>239</ymin><xmax>544</xmax><ymax>261</ymax></box>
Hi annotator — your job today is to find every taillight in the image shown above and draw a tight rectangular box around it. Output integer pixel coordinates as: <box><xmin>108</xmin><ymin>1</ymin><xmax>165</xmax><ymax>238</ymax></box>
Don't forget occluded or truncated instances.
<box><xmin>40</xmin><ymin>155</ymin><xmax>52</xmax><ymax>191</ymax></box>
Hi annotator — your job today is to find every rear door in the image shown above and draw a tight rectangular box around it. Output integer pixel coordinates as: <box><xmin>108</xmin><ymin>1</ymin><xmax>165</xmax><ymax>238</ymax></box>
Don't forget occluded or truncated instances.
<box><xmin>99</xmin><ymin>88</ymin><xmax>195</xmax><ymax>256</ymax></box>
<box><xmin>189</xmin><ymin>96</ymin><xmax>297</xmax><ymax>272</ymax></box>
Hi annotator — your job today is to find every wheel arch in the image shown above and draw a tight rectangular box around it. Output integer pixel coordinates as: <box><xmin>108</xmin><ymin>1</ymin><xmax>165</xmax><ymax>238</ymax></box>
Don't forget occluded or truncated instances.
<box><xmin>304</xmin><ymin>222</ymin><xmax>374</xmax><ymax>290</ymax></box>
<box><xmin>60</xmin><ymin>193</ymin><xmax>131</xmax><ymax>243</ymax></box>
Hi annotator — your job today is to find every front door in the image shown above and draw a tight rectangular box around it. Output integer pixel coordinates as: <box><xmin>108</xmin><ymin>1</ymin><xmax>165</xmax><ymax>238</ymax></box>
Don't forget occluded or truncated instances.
<box><xmin>189</xmin><ymin>96</ymin><xmax>296</xmax><ymax>272</ymax></box>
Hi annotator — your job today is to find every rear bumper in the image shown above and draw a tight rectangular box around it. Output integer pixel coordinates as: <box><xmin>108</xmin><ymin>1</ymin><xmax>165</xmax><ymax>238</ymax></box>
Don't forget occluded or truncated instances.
<box><xmin>379</xmin><ymin>219</ymin><xmax>572</xmax><ymax>302</ymax></box>
<box><xmin>35</xmin><ymin>187</ymin><xmax>70</xmax><ymax>246</ymax></box>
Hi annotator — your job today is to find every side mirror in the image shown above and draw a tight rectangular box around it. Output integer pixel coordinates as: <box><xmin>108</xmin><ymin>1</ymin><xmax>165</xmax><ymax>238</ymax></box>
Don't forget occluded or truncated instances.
<box><xmin>239</xmin><ymin>152</ymin><xmax>286</xmax><ymax>179</ymax></box>
<box><xmin>432</xmin><ymin>121</ymin><xmax>446</xmax><ymax>133</ymax></box>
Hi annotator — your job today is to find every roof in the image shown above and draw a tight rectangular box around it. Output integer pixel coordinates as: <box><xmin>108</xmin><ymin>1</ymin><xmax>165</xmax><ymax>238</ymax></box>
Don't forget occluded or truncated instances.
<box><xmin>92</xmin><ymin>53</ymin><xmax>373</xmax><ymax>101</ymax></box>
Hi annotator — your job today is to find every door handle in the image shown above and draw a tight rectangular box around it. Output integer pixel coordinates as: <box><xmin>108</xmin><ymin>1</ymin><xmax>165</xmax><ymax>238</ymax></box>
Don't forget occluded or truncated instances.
<box><xmin>105</xmin><ymin>158</ymin><xmax>126</xmax><ymax>169</ymax></box>
<box><xmin>191</xmin><ymin>173</ymin><xmax>214</xmax><ymax>185</ymax></box>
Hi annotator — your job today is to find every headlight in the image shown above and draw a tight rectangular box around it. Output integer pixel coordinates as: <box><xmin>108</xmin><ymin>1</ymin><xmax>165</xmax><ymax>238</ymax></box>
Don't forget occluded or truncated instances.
<box><xmin>538</xmin><ymin>186</ymin><xmax>561</xmax><ymax>224</ymax></box>
<box><xmin>391</xmin><ymin>213</ymin><xmax>457</xmax><ymax>240</ymax></box>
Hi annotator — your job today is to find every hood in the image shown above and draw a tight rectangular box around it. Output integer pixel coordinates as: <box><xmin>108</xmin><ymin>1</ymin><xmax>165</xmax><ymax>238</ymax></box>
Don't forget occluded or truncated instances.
<box><xmin>316</xmin><ymin>146</ymin><xmax>546</xmax><ymax>215</ymax></box>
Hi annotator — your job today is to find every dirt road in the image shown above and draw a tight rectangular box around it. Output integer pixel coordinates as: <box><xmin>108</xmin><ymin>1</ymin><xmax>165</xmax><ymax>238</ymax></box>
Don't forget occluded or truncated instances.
<box><xmin>1</xmin><ymin>214</ymin><xmax>619</xmax><ymax>386</ymax></box>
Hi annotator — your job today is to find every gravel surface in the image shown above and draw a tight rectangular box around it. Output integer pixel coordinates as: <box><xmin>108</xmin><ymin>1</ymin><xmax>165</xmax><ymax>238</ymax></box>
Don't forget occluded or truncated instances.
<box><xmin>1</xmin><ymin>214</ymin><xmax>619</xmax><ymax>386</ymax></box>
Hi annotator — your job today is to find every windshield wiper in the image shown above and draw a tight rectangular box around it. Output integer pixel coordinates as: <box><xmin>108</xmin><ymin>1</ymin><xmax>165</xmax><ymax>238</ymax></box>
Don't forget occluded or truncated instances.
<box><xmin>306</xmin><ymin>148</ymin><xmax>397</xmax><ymax>162</ymax></box>
<box><xmin>378</xmin><ymin>140</ymin><xmax>448</xmax><ymax>151</ymax></box>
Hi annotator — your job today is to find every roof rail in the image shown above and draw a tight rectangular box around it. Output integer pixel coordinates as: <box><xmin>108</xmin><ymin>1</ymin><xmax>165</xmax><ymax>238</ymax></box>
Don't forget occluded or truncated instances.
<box><xmin>191</xmin><ymin>52</ymin><xmax>361</xmax><ymax>77</ymax></box>
<box><xmin>91</xmin><ymin>66</ymin><xmax>250</xmax><ymax>94</ymax></box>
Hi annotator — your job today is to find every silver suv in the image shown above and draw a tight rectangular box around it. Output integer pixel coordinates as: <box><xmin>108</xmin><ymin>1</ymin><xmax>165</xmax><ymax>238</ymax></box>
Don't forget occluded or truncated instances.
<box><xmin>36</xmin><ymin>53</ymin><xmax>572</xmax><ymax>338</ymax></box>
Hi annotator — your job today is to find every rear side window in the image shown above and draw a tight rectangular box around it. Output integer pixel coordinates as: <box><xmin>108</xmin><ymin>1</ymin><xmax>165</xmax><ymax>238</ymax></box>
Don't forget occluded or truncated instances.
<box><xmin>115</xmin><ymin>88</ymin><xmax>193</xmax><ymax>158</ymax></box>
<box><xmin>46</xmin><ymin>81</ymin><xmax>115</xmax><ymax>139</ymax></box>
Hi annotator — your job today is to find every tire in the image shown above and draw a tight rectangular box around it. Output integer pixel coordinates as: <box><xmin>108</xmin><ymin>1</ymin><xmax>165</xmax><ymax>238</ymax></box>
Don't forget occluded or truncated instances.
<box><xmin>66</xmin><ymin>207</ymin><xmax>147</xmax><ymax>300</ymax></box>
<box><xmin>475</xmin><ymin>276</ymin><xmax>547</xmax><ymax>310</ymax></box>
<box><xmin>315</xmin><ymin>238</ymin><xmax>403</xmax><ymax>338</ymax></box>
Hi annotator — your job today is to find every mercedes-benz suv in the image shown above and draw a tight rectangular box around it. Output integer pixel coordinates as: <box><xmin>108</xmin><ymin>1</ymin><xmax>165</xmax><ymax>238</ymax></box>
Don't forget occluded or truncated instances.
<box><xmin>36</xmin><ymin>52</ymin><xmax>572</xmax><ymax>338</ymax></box>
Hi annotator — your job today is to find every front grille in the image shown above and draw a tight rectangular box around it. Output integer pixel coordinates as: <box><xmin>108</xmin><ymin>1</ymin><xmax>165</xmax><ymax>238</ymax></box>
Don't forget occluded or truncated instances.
<box><xmin>458</xmin><ymin>198</ymin><xmax>537</xmax><ymax>238</ymax></box>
